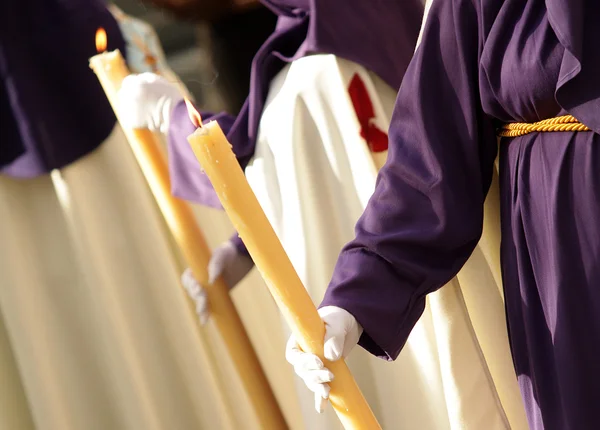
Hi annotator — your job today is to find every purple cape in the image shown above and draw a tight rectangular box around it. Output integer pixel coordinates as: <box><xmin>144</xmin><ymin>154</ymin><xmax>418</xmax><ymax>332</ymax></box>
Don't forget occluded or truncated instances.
<box><xmin>167</xmin><ymin>0</ymin><xmax>425</xmax><ymax>208</ymax></box>
<box><xmin>320</xmin><ymin>0</ymin><xmax>600</xmax><ymax>428</ymax></box>
<box><xmin>0</xmin><ymin>0</ymin><xmax>125</xmax><ymax>177</ymax></box>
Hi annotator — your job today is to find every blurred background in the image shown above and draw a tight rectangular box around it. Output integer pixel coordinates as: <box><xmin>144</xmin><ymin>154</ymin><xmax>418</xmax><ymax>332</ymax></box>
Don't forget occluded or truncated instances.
<box><xmin>113</xmin><ymin>0</ymin><xmax>276</xmax><ymax>114</ymax></box>
<box><xmin>115</xmin><ymin>0</ymin><xmax>207</xmax><ymax>102</ymax></box>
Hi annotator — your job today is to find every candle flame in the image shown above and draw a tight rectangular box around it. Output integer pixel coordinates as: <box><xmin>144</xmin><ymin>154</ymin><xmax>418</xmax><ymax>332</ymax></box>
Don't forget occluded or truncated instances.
<box><xmin>96</xmin><ymin>28</ymin><xmax>107</xmax><ymax>53</ymax></box>
<box><xmin>185</xmin><ymin>98</ymin><xmax>203</xmax><ymax>128</ymax></box>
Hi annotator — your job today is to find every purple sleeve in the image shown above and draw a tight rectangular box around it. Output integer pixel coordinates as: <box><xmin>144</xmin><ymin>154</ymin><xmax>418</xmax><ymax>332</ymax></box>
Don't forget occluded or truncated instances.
<box><xmin>230</xmin><ymin>233</ymin><xmax>251</xmax><ymax>257</ymax></box>
<box><xmin>167</xmin><ymin>100</ymin><xmax>237</xmax><ymax>208</ymax></box>
<box><xmin>320</xmin><ymin>0</ymin><xmax>498</xmax><ymax>360</ymax></box>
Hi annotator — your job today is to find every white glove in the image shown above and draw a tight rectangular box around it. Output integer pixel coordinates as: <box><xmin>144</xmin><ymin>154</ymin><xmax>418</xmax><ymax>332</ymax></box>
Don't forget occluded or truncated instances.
<box><xmin>180</xmin><ymin>241</ymin><xmax>253</xmax><ymax>325</ymax></box>
<box><xmin>285</xmin><ymin>306</ymin><xmax>363</xmax><ymax>413</ymax></box>
<box><xmin>117</xmin><ymin>72</ymin><xmax>184</xmax><ymax>134</ymax></box>
<box><xmin>208</xmin><ymin>241</ymin><xmax>254</xmax><ymax>289</ymax></box>
<box><xmin>181</xmin><ymin>268</ymin><xmax>209</xmax><ymax>325</ymax></box>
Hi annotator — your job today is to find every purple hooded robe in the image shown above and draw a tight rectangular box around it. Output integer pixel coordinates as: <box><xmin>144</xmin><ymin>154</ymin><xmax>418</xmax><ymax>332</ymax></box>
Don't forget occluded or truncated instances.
<box><xmin>166</xmin><ymin>0</ymin><xmax>425</xmax><ymax>255</ymax></box>
<box><xmin>0</xmin><ymin>0</ymin><xmax>125</xmax><ymax>176</ymax></box>
<box><xmin>166</xmin><ymin>0</ymin><xmax>425</xmax><ymax>209</ymax></box>
<box><xmin>319</xmin><ymin>0</ymin><xmax>600</xmax><ymax>429</ymax></box>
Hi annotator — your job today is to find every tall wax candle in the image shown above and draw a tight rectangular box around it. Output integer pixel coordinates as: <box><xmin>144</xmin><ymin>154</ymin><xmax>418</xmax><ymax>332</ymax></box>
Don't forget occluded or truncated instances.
<box><xmin>89</xmin><ymin>29</ymin><xmax>287</xmax><ymax>430</ymax></box>
<box><xmin>185</xmin><ymin>109</ymin><xmax>381</xmax><ymax>430</ymax></box>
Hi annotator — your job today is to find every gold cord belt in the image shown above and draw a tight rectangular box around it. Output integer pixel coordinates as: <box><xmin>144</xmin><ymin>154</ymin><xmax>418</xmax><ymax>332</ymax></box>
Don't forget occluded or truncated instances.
<box><xmin>497</xmin><ymin>115</ymin><xmax>591</xmax><ymax>137</ymax></box>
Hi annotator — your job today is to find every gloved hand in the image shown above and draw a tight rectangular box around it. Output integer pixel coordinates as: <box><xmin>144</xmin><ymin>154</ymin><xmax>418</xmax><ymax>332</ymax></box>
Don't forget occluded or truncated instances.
<box><xmin>181</xmin><ymin>268</ymin><xmax>209</xmax><ymax>325</ymax></box>
<box><xmin>285</xmin><ymin>306</ymin><xmax>363</xmax><ymax>413</ymax></box>
<box><xmin>117</xmin><ymin>72</ymin><xmax>184</xmax><ymax>134</ymax></box>
<box><xmin>207</xmin><ymin>240</ymin><xmax>254</xmax><ymax>289</ymax></box>
<box><xmin>181</xmin><ymin>241</ymin><xmax>253</xmax><ymax>324</ymax></box>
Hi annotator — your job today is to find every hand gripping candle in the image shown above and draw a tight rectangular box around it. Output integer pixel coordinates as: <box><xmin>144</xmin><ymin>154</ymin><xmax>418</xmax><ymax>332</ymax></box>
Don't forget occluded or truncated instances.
<box><xmin>185</xmin><ymin>101</ymin><xmax>381</xmax><ymax>430</ymax></box>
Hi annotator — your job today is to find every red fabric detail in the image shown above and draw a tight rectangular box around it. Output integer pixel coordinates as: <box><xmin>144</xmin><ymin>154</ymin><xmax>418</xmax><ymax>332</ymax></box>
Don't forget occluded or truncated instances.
<box><xmin>347</xmin><ymin>73</ymin><xmax>389</xmax><ymax>152</ymax></box>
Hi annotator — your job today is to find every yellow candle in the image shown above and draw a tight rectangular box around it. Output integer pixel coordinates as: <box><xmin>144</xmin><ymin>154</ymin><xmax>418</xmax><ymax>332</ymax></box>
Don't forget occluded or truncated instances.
<box><xmin>89</xmin><ymin>29</ymin><xmax>287</xmax><ymax>429</ymax></box>
<box><xmin>186</xmin><ymin>113</ymin><xmax>382</xmax><ymax>429</ymax></box>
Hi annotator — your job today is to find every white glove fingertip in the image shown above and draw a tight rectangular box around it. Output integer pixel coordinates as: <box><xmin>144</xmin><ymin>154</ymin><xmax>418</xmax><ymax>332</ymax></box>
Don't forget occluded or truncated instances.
<box><xmin>314</xmin><ymin>369</ymin><xmax>335</xmax><ymax>384</ymax></box>
<box><xmin>285</xmin><ymin>335</ymin><xmax>303</xmax><ymax>364</ymax></box>
<box><xmin>315</xmin><ymin>394</ymin><xmax>325</xmax><ymax>414</ymax></box>
<box><xmin>302</xmin><ymin>369</ymin><xmax>334</xmax><ymax>386</ymax></box>
<box><xmin>313</xmin><ymin>384</ymin><xmax>330</xmax><ymax>414</ymax></box>
<box><xmin>159</xmin><ymin>122</ymin><xmax>170</xmax><ymax>135</ymax></box>
<box><xmin>195</xmin><ymin>285</ymin><xmax>208</xmax><ymax>313</ymax></box>
<box><xmin>207</xmin><ymin>257</ymin><xmax>222</xmax><ymax>285</ymax></box>
<box><xmin>307</xmin><ymin>380</ymin><xmax>330</xmax><ymax>398</ymax></box>
<box><xmin>198</xmin><ymin>302</ymin><xmax>210</xmax><ymax>325</ymax></box>
<box><xmin>181</xmin><ymin>269</ymin><xmax>199</xmax><ymax>294</ymax></box>
<box><xmin>181</xmin><ymin>268</ymin><xmax>193</xmax><ymax>283</ymax></box>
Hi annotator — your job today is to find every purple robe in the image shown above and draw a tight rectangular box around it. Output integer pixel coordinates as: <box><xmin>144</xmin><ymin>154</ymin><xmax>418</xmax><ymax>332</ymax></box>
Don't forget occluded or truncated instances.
<box><xmin>167</xmin><ymin>0</ymin><xmax>425</xmax><ymax>209</ymax></box>
<box><xmin>0</xmin><ymin>0</ymin><xmax>125</xmax><ymax>177</ymax></box>
<box><xmin>320</xmin><ymin>0</ymin><xmax>600</xmax><ymax>428</ymax></box>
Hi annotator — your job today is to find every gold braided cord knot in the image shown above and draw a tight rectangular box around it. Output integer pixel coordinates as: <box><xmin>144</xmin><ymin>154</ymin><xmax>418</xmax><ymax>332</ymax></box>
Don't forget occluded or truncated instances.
<box><xmin>497</xmin><ymin>115</ymin><xmax>591</xmax><ymax>137</ymax></box>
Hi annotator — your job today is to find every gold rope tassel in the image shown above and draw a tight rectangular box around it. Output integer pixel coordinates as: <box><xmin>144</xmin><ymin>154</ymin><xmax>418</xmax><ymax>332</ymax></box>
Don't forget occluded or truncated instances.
<box><xmin>498</xmin><ymin>114</ymin><xmax>591</xmax><ymax>137</ymax></box>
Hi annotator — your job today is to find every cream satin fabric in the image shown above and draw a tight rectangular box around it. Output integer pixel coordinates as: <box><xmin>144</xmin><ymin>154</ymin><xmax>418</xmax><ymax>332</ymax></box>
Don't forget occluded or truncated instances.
<box><xmin>245</xmin><ymin>53</ymin><xmax>528</xmax><ymax>430</ymax></box>
<box><xmin>0</xmin><ymin>9</ymin><xmax>303</xmax><ymax>430</ymax></box>
<box><xmin>0</xmin><ymin>130</ymin><xmax>306</xmax><ymax>430</ymax></box>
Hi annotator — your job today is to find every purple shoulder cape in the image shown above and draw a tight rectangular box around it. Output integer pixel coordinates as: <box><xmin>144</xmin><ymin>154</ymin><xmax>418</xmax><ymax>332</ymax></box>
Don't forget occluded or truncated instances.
<box><xmin>0</xmin><ymin>0</ymin><xmax>125</xmax><ymax>177</ymax></box>
<box><xmin>167</xmin><ymin>0</ymin><xmax>425</xmax><ymax>208</ymax></box>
